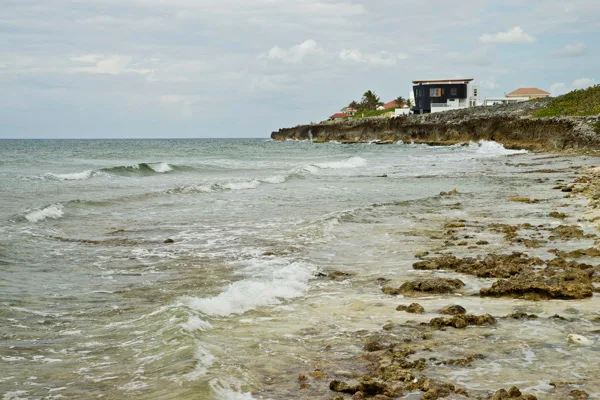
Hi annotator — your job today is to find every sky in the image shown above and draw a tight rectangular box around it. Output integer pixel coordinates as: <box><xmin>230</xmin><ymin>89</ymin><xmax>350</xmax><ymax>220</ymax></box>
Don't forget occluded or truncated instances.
<box><xmin>1</xmin><ymin>0</ymin><xmax>599</xmax><ymax>139</ymax></box>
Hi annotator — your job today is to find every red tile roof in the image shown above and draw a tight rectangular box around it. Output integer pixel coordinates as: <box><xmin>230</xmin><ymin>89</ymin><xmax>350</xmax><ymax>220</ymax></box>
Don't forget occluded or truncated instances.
<box><xmin>383</xmin><ymin>100</ymin><xmax>399</xmax><ymax>109</ymax></box>
<box><xmin>330</xmin><ymin>112</ymin><xmax>347</xmax><ymax>119</ymax></box>
<box><xmin>507</xmin><ymin>88</ymin><xmax>550</xmax><ymax>96</ymax></box>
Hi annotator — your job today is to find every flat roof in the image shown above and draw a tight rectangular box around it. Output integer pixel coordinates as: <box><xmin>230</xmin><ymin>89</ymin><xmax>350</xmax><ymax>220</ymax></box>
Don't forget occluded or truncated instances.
<box><xmin>412</xmin><ymin>78</ymin><xmax>473</xmax><ymax>84</ymax></box>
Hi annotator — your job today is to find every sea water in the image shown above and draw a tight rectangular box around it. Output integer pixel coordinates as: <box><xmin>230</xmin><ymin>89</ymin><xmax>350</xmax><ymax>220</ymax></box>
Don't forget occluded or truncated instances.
<box><xmin>1</xmin><ymin>139</ymin><xmax>598</xmax><ymax>399</ymax></box>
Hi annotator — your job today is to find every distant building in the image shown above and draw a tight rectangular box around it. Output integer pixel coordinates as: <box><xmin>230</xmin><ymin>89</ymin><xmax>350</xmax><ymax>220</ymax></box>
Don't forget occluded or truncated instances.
<box><xmin>506</xmin><ymin>88</ymin><xmax>550</xmax><ymax>99</ymax></box>
<box><xmin>412</xmin><ymin>78</ymin><xmax>480</xmax><ymax>114</ymax></box>
<box><xmin>382</xmin><ymin>100</ymin><xmax>400</xmax><ymax>109</ymax></box>
<box><xmin>330</xmin><ymin>112</ymin><xmax>347</xmax><ymax>119</ymax></box>
<box><xmin>483</xmin><ymin>97</ymin><xmax>529</xmax><ymax>106</ymax></box>
<box><xmin>341</xmin><ymin>107</ymin><xmax>358</xmax><ymax>115</ymax></box>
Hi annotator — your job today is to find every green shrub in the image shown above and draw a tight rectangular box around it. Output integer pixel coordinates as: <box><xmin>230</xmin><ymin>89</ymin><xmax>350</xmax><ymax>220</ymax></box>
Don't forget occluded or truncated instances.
<box><xmin>533</xmin><ymin>85</ymin><xmax>600</xmax><ymax>118</ymax></box>
<box><xmin>593</xmin><ymin>122</ymin><xmax>600</xmax><ymax>135</ymax></box>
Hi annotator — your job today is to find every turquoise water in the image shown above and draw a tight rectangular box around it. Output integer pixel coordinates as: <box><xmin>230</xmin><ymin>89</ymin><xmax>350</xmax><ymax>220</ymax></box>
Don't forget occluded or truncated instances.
<box><xmin>1</xmin><ymin>139</ymin><xmax>598</xmax><ymax>399</ymax></box>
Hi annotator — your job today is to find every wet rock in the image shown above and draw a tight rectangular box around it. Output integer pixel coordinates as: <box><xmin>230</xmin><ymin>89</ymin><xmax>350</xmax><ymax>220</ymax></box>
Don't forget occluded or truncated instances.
<box><xmin>457</xmin><ymin>241</ymin><xmax>468</xmax><ymax>246</ymax></box>
<box><xmin>445</xmin><ymin>221</ymin><xmax>466</xmax><ymax>228</ymax></box>
<box><xmin>164</xmin><ymin>238</ymin><xmax>175</xmax><ymax>244</ymax></box>
<box><xmin>415</xmin><ymin>251</ymin><xmax>430</xmax><ymax>258</ymax></box>
<box><xmin>553</xmin><ymin>247</ymin><xmax>600</xmax><ymax>258</ymax></box>
<box><xmin>549</xmin><ymin>211</ymin><xmax>568</xmax><ymax>219</ymax></box>
<box><xmin>489</xmin><ymin>386</ymin><xmax>537</xmax><ymax>399</ymax></box>
<box><xmin>364</xmin><ymin>341</ymin><xmax>385</xmax><ymax>352</ymax></box>
<box><xmin>549</xmin><ymin>225</ymin><xmax>594</xmax><ymax>240</ymax></box>
<box><xmin>507</xmin><ymin>196</ymin><xmax>540</xmax><ymax>204</ymax></box>
<box><xmin>298</xmin><ymin>374</ymin><xmax>308</xmax><ymax>382</ymax></box>
<box><xmin>550</xmin><ymin>314</ymin><xmax>568</xmax><ymax>321</ymax></box>
<box><xmin>480</xmin><ymin>269</ymin><xmax>594</xmax><ymax>300</ymax></box>
<box><xmin>437</xmin><ymin>353</ymin><xmax>485</xmax><ymax>367</ymax></box>
<box><xmin>396</xmin><ymin>303</ymin><xmax>425</xmax><ymax>313</ymax></box>
<box><xmin>382</xmin><ymin>323</ymin><xmax>394</xmax><ymax>331</ymax></box>
<box><xmin>385</xmin><ymin>278</ymin><xmax>465</xmax><ymax>295</ymax></box>
<box><xmin>330</xmin><ymin>380</ymin><xmax>362</xmax><ymax>394</ymax></box>
<box><xmin>476</xmin><ymin>240</ymin><xmax>490</xmax><ymax>245</ymax></box>
<box><xmin>376</xmin><ymin>364</ymin><xmax>415</xmax><ymax>382</ymax></box>
<box><xmin>329</xmin><ymin>270</ymin><xmax>353</xmax><ymax>280</ymax></box>
<box><xmin>439</xmin><ymin>305</ymin><xmax>467</xmax><ymax>315</ymax></box>
<box><xmin>503</xmin><ymin>312</ymin><xmax>538</xmax><ymax>320</ymax></box>
<box><xmin>429</xmin><ymin>314</ymin><xmax>496</xmax><ymax>329</ymax></box>
<box><xmin>406</xmin><ymin>377</ymin><xmax>459</xmax><ymax>400</ymax></box>
<box><xmin>440</xmin><ymin>188</ymin><xmax>458</xmax><ymax>196</ymax></box>
<box><xmin>311</xmin><ymin>369</ymin><xmax>328</xmax><ymax>379</ymax></box>
<box><xmin>570</xmin><ymin>389</ymin><xmax>590</xmax><ymax>399</ymax></box>
<box><xmin>262</xmin><ymin>251</ymin><xmax>276</xmax><ymax>256</ymax></box>
<box><xmin>359</xmin><ymin>377</ymin><xmax>387</xmax><ymax>395</ymax></box>
<box><xmin>413</xmin><ymin>252</ymin><xmax>540</xmax><ymax>279</ymax></box>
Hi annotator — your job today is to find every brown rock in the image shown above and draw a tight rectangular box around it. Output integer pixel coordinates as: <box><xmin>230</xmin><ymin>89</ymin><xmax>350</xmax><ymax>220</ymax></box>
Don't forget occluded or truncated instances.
<box><xmin>439</xmin><ymin>305</ymin><xmax>467</xmax><ymax>315</ymax></box>
<box><xmin>396</xmin><ymin>303</ymin><xmax>425</xmax><ymax>313</ymax></box>
<box><xmin>430</xmin><ymin>314</ymin><xmax>496</xmax><ymax>329</ymax></box>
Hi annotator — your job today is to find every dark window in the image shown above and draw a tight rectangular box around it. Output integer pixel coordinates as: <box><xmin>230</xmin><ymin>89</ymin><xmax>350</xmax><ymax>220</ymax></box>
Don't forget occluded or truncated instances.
<box><xmin>429</xmin><ymin>88</ymin><xmax>442</xmax><ymax>97</ymax></box>
<box><xmin>450</xmin><ymin>88</ymin><xmax>458</xmax><ymax>96</ymax></box>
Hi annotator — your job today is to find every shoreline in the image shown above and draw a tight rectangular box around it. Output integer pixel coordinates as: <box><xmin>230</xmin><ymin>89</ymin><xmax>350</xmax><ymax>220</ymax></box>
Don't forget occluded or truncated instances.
<box><xmin>271</xmin><ymin>102</ymin><xmax>600</xmax><ymax>154</ymax></box>
<box><xmin>269</xmin><ymin>154</ymin><xmax>600</xmax><ymax>400</ymax></box>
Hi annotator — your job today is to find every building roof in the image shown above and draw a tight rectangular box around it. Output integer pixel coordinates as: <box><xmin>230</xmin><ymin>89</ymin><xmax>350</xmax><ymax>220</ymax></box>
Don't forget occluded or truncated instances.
<box><xmin>506</xmin><ymin>88</ymin><xmax>550</xmax><ymax>97</ymax></box>
<box><xmin>330</xmin><ymin>112</ymin><xmax>347</xmax><ymax>119</ymax></box>
<box><xmin>413</xmin><ymin>78</ymin><xmax>473</xmax><ymax>84</ymax></box>
<box><xmin>383</xmin><ymin>100</ymin><xmax>399</xmax><ymax>109</ymax></box>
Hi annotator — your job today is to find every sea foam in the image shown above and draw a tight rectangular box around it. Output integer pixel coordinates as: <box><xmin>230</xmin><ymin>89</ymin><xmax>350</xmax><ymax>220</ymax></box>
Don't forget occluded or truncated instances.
<box><xmin>180</xmin><ymin>261</ymin><xmax>316</xmax><ymax>316</ymax></box>
<box><xmin>472</xmin><ymin>140</ymin><xmax>528</xmax><ymax>157</ymax></box>
<box><xmin>25</xmin><ymin>204</ymin><xmax>64</xmax><ymax>223</ymax></box>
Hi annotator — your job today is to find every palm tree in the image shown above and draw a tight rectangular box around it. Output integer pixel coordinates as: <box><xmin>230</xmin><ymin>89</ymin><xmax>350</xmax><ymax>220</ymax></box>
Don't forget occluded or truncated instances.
<box><xmin>395</xmin><ymin>96</ymin><xmax>406</xmax><ymax>108</ymax></box>
<box><xmin>361</xmin><ymin>90</ymin><xmax>381</xmax><ymax>110</ymax></box>
<box><xmin>348</xmin><ymin>100</ymin><xmax>360</xmax><ymax>110</ymax></box>
<box><xmin>406</xmin><ymin>99</ymin><xmax>413</xmax><ymax>108</ymax></box>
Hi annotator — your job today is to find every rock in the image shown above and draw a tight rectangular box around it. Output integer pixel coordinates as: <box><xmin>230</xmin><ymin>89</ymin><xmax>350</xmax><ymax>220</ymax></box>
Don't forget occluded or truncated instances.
<box><xmin>376</xmin><ymin>364</ymin><xmax>414</xmax><ymax>382</ymax></box>
<box><xmin>549</xmin><ymin>225</ymin><xmax>593</xmax><ymax>240</ymax></box>
<box><xmin>549</xmin><ymin>211</ymin><xmax>567</xmax><ymax>219</ymax></box>
<box><xmin>567</xmin><ymin>334</ymin><xmax>592</xmax><ymax>346</ymax></box>
<box><xmin>396</xmin><ymin>303</ymin><xmax>425</xmax><ymax>313</ymax></box>
<box><xmin>262</xmin><ymin>251</ymin><xmax>276</xmax><ymax>256</ymax></box>
<box><xmin>311</xmin><ymin>369</ymin><xmax>328</xmax><ymax>379</ymax></box>
<box><xmin>429</xmin><ymin>314</ymin><xmax>496</xmax><ymax>329</ymax></box>
<box><xmin>476</xmin><ymin>240</ymin><xmax>490</xmax><ymax>245</ymax></box>
<box><xmin>164</xmin><ymin>238</ymin><xmax>175</xmax><ymax>244</ymax></box>
<box><xmin>439</xmin><ymin>305</ymin><xmax>467</xmax><ymax>315</ymax></box>
<box><xmin>445</xmin><ymin>221</ymin><xmax>466</xmax><ymax>228</ymax></box>
<box><xmin>415</xmin><ymin>251</ymin><xmax>430</xmax><ymax>258</ymax></box>
<box><xmin>384</xmin><ymin>278</ymin><xmax>465</xmax><ymax>295</ymax></box>
<box><xmin>359</xmin><ymin>377</ymin><xmax>387</xmax><ymax>395</ymax></box>
<box><xmin>480</xmin><ymin>271</ymin><xmax>594</xmax><ymax>300</ymax></box>
<box><xmin>503</xmin><ymin>312</ymin><xmax>538</xmax><ymax>320</ymax></box>
<box><xmin>508</xmin><ymin>196</ymin><xmax>539</xmax><ymax>204</ymax></box>
<box><xmin>490</xmin><ymin>386</ymin><xmax>537</xmax><ymax>399</ymax></box>
<box><xmin>329</xmin><ymin>270</ymin><xmax>353</xmax><ymax>280</ymax></box>
<box><xmin>570</xmin><ymin>389</ymin><xmax>590</xmax><ymax>399</ymax></box>
<box><xmin>330</xmin><ymin>380</ymin><xmax>362</xmax><ymax>394</ymax></box>
<box><xmin>364</xmin><ymin>341</ymin><xmax>385</xmax><ymax>352</ymax></box>
<box><xmin>440</xmin><ymin>189</ymin><xmax>458</xmax><ymax>196</ymax></box>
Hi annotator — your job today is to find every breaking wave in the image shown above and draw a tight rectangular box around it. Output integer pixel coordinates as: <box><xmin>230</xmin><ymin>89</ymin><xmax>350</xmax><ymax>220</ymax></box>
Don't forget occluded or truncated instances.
<box><xmin>179</xmin><ymin>260</ymin><xmax>317</xmax><ymax>317</ymax></box>
<box><xmin>24</xmin><ymin>204</ymin><xmax>64</xmax><ymax>223</ymax></box>
<box><xmin>470</xmin><ymin>140</ymin><xmax>528</xmax><ymax>156</ymax></box>
<box><xmin>166</xmin><ymin>174</ymin><xmax>289</xmax><ymax>195</ymax></box>
<box><xmin>41</xmin><ymin>162</ymin><xmax>179</xmax><ymax>181</ymax></box>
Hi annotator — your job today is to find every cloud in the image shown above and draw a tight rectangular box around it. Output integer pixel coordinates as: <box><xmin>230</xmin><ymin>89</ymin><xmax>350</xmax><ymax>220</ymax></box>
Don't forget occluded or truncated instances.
<box><xmin>480</xmin><ymin>77</ymin><xmax>500</xmax><ymax>91</ymax></box>
<box><xmin>550</xmin><ymin>82</ymin><xmax>567</xmax><ymax>96</ymax></box>
<box><xmin>267</xmin><ymin>40</ymin><xmax>324</xmax><ymax>64</ymax></box>
<box><xmin>572</xmin><ymin>78</ymin><xmax>595</xmax><ymax>89</ymax></box>
<box><xmin>479</xmin><ymin>27</ymin><xmax>535</xmax><ymax>44</ymax></box>
<box><xmin>71</xmin><ymin>55</ymin><xmax>152</xmax><ymax>75</ymax></box>
<box><xmin>339</xmin><ymin>49</ymin><xmax>409</xmax><ymax>67</ymax></box>
<box><xmin>552</xmin><ymin>43</ymin><xmax>586</xmax><ymax>58</ymax></box>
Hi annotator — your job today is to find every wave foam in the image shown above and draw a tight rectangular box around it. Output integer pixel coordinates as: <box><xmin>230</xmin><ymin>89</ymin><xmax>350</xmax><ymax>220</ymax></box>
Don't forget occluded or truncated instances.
<box><xmin>180</xmin><ymin>261</ymin><xmax>316</xmax><ymax>316</ymax></box>
<box><xmin>40</xmin><ymin>162</ymin><xmax>177</xmax><ymax>181</ymax></box>
<box><xmin>210</xmin><ymin>379</ymin><xmax>256</xmax><ymax>400</ymax></box>
<box><xmin>314</xmin><ymin>156</ymin><xmax>367</xmax><ymax>169</ymax></box>
<box><xmin>471</xmin><ymin>140</ymin><xmax>528</xmax><ymax>156</ymax></box>
<box><xmin>44</xmin><ymin>170</ymin><xmax>101</xmax><ymax>181</ymax></box>
<box><xmin>182</xmin><ymin>344</ymin><xmax>215</xmax><ymax>381</ymax></box>
<box><xmin>25</xmin><ymin>204</ymin><xmax>64</xmax><ymax>223</ymax></box>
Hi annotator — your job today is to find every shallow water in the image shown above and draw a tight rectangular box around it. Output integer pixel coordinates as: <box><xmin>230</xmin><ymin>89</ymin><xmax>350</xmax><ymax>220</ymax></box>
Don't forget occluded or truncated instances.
<box><xmin>1</xmin><ymin>139</ymin><xmax>599</xmax><ymax>399</ymax></box>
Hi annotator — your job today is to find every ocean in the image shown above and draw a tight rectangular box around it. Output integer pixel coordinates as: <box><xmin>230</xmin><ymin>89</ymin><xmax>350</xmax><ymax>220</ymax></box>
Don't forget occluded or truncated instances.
<box><xmin>1</xmin><ymin>139</ymin><xmax>598</xmax><ymax>399</ymax></box>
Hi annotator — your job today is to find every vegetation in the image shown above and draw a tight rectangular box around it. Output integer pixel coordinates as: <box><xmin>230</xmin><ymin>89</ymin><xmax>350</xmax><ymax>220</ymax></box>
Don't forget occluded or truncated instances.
<box><xmin>594</xmin><ymin>121</ymin><xmax>600</xmax><ymax>135</ymax></box>
<box><xmin>532</xmin><ymin>85</ymin><xmax>600</xmax><ymax>118</ymax></box>
<box><xmin>351</xmin><ymin>109</ymin><xmax>393</xmax><ymax>119</ymax></box>
<box><xmin>360</xmin><ymin>90</ymin><xmax>383</xmax><ymax>110</ymax></box>
<box><xmin>395</xmin><ymin>96</ymin><xmax>406</xmax><ymax>108</ymax></box>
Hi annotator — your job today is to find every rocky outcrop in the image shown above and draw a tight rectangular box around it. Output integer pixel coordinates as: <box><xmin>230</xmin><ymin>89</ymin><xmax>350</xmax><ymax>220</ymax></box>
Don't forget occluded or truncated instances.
<box><xmin>271</xmin><ymin>104</ymin><xmax>600</xmax><ymax>152</ymax></box>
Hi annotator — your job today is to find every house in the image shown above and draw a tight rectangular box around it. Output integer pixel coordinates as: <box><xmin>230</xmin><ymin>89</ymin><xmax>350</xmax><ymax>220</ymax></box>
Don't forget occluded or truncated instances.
<box><xmin>330</xmin><ymin>112</ymin><xmax>347</xmax><ymax>120</ymax></box>
<box><xmin>341</xmin><ymin>106</ymin><xmax>358</xmax><ymax>115</ymax></box>
<box><xmin>411</xmin><ymin>78</ymin><xmax>480</xmax><ymax>114</ymax></box>
<box><xmin>506</xmin><ymin>88</ymin><xmax>550</xmax><ymax>100</ymax></box>
<box><xmin>483</xmin><ymin>97</ymin><xmax>529</xmax><ymax>106</ymax></box>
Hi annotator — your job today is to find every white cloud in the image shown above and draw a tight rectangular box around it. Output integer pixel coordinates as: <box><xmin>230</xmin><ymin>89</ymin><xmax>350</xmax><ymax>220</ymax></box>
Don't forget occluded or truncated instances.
<box><xmin>71</xmin><ymin>55</ymin><xmax>152</xmax><ymax>75</ymax></box>
<box><xmin>550</xmin><ymin>82</ymin><xmax>567</xmax><ymax>96</ymax></box>
<box><xmin>339</xmin><ymin>49</ymin><xmax>409</xmax><ymax>67</ymax></box>
<box><xmin>479</xmin><ymin>27</ymin><xmax>535</xmax><ymax>44</ymax></box>
<box><xmin>267</xmin><ymin>40</ymin><xmax>324</xmax><ymax>64</ymax></box>
<box><xmin>552</xmin><ymin>43</ymin><xmax>586</xmax><ymax>58</ymax></box>
<box><xmin>572</xmin><ymin>78</ymin><xmax>595</xmax><ymax>89</ymax></box>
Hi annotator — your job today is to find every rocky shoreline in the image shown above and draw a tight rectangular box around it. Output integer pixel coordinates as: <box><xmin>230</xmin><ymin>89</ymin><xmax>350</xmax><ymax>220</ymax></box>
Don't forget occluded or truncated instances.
<box><xmin>282</xmin><ymin>161</ymin><xmax>600</xmax><ymax>400</ymax></box>
<box><xmin>271</xmin><ymin>101</ymin><xmax>600</xmax><ymax>153</ymax></box>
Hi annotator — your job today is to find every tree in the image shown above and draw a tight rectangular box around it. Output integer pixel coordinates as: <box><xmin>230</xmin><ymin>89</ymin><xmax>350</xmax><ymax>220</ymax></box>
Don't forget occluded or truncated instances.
<box><xmin>348</xmin><ymin>100</ymin><xmax>360</xmax><ymax>110</ymax></box>
<box><xmin>360</xmin><ymin>90</ymin><xmax>381</xmax><ymax>110</ymax></box>
<box><xmin>406</xmin><ymin>99</ymin><xmax>413</xmax><ymax>108</ymax></box>
<box><xmin>395</xmin><ymin>96</ymin><xmax>406</xmax><ymax>108</ymax></box>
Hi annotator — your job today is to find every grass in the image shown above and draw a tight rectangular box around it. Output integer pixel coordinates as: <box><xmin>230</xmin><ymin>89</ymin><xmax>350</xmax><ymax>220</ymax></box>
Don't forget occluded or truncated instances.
<box><xmin>532</xmin><ymin>85</ymin><xmax>600</xmax><ymax>118</ymax></box>
<box><xmin>351</xmin><ymin>109</ymin><xmax>394</xmax><ymax>119</ymax></box>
